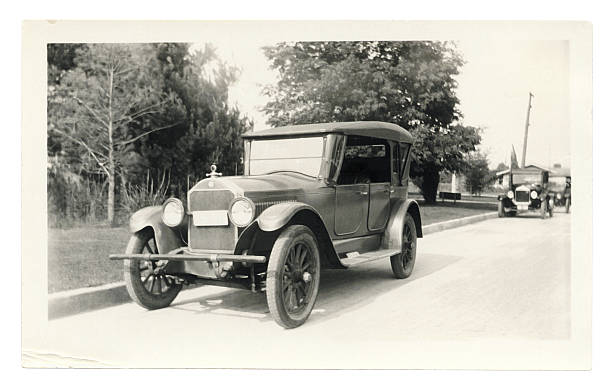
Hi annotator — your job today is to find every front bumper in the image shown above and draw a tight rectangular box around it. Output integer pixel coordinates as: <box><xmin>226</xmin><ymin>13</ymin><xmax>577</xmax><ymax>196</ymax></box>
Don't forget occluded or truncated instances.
<box><xmin>110</xmin><ymin>248</ymin><xmax>266</xmax><ymax>264</ymax></box>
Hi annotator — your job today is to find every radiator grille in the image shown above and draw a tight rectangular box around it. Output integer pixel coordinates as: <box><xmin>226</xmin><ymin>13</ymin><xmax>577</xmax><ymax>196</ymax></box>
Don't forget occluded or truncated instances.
<box><xmin>188</xmin><ymin>189</ymin><xmax>235</xmax><ymax>251</ymax></box>
<box><xmin>515</xmin><ymin>190</ymin><xmax>530</xmax><ymax>202</ymax></box>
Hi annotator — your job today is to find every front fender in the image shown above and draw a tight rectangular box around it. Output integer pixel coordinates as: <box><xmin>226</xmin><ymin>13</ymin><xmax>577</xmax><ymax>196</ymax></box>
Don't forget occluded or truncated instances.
<box><xmin>239</xmin><ymin>202</ymin><xmax>343</xmax><ymax>268</ymax></box>
<box><xmin>128</xmin><ymin>206</ymin><xmax>186</xmax><ymax>254</ymax></box>
<box><xmin>256</xmin><ymin>202</ymin><xmax>321</xmax><ymax>232</ymax></box>
<box><xmin>382</xmin><ymin>199</ymin><xmax>423</xmax><ymax>250</ymax></box>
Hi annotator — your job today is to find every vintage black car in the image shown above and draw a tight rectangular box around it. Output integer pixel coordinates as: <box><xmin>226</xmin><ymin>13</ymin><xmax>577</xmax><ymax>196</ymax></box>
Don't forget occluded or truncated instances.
<box><xmin>111</xmin><ymin>122</ymin><xmax>422</xmax><ymax>328</ymax></box>
<box><xmin>497</xmin><ymin>167</ymin><xmax>554</xmax><ymax>219</ymax></box>
<box><xmin>549</xmin><ymin>169</ymin><xmax>571</xmax><ymax>213</ymax></box>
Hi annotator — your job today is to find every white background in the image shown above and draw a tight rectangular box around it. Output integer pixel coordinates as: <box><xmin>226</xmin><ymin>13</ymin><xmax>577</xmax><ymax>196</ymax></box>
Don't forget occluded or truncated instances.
<box><xmin>4</xmin><ymin>0</ymin><xmax>610</xmax><ymax>383</ymax></box>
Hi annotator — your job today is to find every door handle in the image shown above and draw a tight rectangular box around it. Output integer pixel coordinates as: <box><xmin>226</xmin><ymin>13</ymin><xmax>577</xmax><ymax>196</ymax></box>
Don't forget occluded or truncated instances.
<box><xmin>357</xmin><ymin>191</ymin><xmax>369</xmax><ymax>196</ymax></box>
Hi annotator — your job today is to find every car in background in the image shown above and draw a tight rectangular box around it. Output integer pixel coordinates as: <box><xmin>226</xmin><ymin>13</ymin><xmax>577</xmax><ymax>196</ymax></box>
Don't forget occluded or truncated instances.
<box><xmin>549</xmin><ymin>169</ymin><xmax>571</xmax><ymax>213</ymax></box>
<box><xmin>497</xmin><ymin>167</ymin><xmax>554</xmax><ymax>219</ymax></box>
<box><xmin>110</xmin><ymin>121</ymin><xmax>423</xmax><ymax>329</ymax></box>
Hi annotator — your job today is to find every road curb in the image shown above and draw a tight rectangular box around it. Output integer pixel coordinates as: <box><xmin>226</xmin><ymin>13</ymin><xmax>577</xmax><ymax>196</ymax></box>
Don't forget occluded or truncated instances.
<box><xmin>48</xmin><ymin>211</ymin><xmax>498</xmax><ymax>320</ymax></box>
<box><xmin>422</xmin><ymin>212</ymin><xmax>498</xmax><ymax>235</ymax></box>
<box><xmin>48</xmin><ymin>281</ymin><xmax>130</xmax><ymax>319</ymax></box>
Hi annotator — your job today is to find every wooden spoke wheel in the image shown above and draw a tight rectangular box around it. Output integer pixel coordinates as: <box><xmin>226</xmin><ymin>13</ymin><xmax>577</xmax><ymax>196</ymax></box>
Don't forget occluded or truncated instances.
<box><xmin>124</xmin><ymin>230</ymin><xmax>182</xmax><ymax>310</ymax></box>
<box><xmin>266</xmin><ymin>225</ymin><xmax>320</xmax><ymax>329</ymax></box>
<box><xmin>390</xmin><ymin>214</ymin><xmax>417</xmax><ymax>279</ymax></box>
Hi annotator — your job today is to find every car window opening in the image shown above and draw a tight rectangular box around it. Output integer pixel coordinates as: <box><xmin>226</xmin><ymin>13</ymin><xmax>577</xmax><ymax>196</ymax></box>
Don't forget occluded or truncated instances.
<box><xmin>338</xmin><ymin>136</ymin><xmax>391</xmax><ymax>185</ymax></box>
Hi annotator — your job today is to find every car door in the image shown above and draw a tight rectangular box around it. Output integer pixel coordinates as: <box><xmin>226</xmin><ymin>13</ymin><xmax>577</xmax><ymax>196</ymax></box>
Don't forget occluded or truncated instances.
<box><xmin>334</xmin><ymin>184</ymin><xmax>369</xmax><ymax>236</ymax></box>
<box><xmin>367</xmin><ymin>183</ymin><xmax>390</xmax><ymax>231</ymax></box>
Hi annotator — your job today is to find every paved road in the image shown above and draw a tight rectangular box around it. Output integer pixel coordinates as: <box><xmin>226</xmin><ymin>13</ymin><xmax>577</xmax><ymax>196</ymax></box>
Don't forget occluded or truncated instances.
<box><xmin>27</xmin><ymin>211</ymin><xmax>571</xmax><ymax>368</ymax></box>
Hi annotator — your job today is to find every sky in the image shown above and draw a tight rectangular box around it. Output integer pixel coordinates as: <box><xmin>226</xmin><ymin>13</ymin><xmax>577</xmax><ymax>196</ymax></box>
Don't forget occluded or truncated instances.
<box><xmin>194</xmin><ymin>39</ymin><xmax>571</xmax><ymax>170</ymax></box>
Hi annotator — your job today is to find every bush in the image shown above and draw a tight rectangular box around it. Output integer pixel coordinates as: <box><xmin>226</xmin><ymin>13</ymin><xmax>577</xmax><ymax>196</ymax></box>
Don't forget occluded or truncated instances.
<box><xmin>47</xmin><ymin>157</ymin><xmax>107</xmax><ymax>228</ymax></box>
<box><xmin>119</xmin><ymin>170</ymin><xmax>170</xmax><ymax>219</ymax></box>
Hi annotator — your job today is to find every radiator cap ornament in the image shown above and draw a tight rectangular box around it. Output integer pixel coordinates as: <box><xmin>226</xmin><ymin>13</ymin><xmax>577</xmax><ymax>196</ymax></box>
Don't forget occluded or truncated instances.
<box><xmin>206</xmin><ymin>164</ymin><xmax>222</xmax><ymax>178</ymax></box>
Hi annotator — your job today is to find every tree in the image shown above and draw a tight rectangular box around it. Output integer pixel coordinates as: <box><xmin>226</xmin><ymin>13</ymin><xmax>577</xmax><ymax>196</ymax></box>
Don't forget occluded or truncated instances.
<box><xmin>135</xmin><ymin>43</ymin><xmax>253</xmax><ymax>193</ymax></box>
<box><xmin>48</xmin><ymin>44</ymin><xmax>181</xmax><ymax>225</ymax></box>
<box><xmin>494</xmin><ymin>162</ymin><xmax>509</xmax><ymax>172</ymax></box>
<box><xmin>262</xmin><ymin>41</ymin><xmax>481</xmax><ymax>203</ymax></box>
<box><xmin>463</xmin><ymin>151</ymin><xmax>491</xmax><ymax>195</ymax></box>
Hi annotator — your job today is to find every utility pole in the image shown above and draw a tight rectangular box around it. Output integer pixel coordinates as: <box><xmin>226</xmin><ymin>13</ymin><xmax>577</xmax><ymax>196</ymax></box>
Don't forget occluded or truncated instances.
<box><xmin>521</xmin><ymin>92</ymin><xmax>534</xmax><ymax>168</ymax></box>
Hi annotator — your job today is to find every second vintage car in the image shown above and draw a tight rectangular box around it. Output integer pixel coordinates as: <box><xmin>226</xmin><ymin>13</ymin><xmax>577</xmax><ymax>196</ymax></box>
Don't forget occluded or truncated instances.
<box><xmin>110</xmin><ymin>121</ymin><xmax>423</xmax><ymax>328</ymax></box>
<box><xmin>549</xmin><ymin>168</ymin><xmax>571</xmax><ymax>213</ymax></box>
<box><xmin>497</xmin><ymin>166</ymin><xmax>554</xmax><ymax>219</ymax></box>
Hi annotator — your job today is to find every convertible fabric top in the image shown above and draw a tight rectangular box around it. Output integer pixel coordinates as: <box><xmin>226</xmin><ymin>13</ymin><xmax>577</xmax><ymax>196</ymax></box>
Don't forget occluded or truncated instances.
<box><xmin>242</xmin><ymin>121</ymin><xmax>414</xmax><ymax>143</ymax></box>
<box><xmin>550</xmin><ymin>167</ymin><xmax>571</xmax><ymax>177</ymax></box>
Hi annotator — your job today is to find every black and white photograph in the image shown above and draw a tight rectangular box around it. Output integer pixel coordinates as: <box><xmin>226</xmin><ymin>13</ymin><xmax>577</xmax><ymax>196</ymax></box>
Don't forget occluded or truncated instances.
<box><xmin>21</xmin><ymin>20</ymin><xmax>593</xmax><ymax>370</ymax></box>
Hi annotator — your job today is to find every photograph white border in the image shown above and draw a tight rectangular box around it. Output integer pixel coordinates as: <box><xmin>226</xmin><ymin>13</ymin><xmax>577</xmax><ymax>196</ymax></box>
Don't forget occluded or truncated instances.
<box><xmin>21</xmin><ymin>20</ymin><xmax>592</xmax><ymax>370</ymax></box>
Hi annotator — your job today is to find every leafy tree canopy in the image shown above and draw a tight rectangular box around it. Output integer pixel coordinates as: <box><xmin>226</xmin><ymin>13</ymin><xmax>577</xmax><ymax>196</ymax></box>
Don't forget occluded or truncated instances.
<box><xmin>464</xmin><ymin>150</ymin><xmax>491</xmax><ymax>195</ymax></box>
<box><xmin>262</xmin><ymin>41</ymin><xmax>481</xmax><ymax>203</ymax></box>
<box><xmin>47</xmin><ymin>43</ymin><xmax>252</xmax><ymax>225</ymax></box>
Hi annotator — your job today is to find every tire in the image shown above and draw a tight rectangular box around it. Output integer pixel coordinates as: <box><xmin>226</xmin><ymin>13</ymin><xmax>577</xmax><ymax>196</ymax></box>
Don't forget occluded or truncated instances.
<box><xmin>266</xmin><ymin>225</ymin><xmax>321</xmax><ymax>329</ymax></box>
<box><xmin>565</xmin><ymin>198</ymin><xmax>570</xmax><ymax>213</ymax></box>
<box><xmin>124</xmin><ymin>230</ymin><xmax>182</xmax><ymax>310</ymax></box>
<box><xmin>390</xmin><ymin>214</ymin><xmax>417</xmax><ymax>279</ymax></box>
<box><xmin>549</xmin><ymin>199</ymin><xmax>554</xmax><ymax>217</ymax></box>
<box><xmin>497</xmin><ymin>201</ymin><xmax>505</xmax><ymax>218</ymax></box>
<box><xmin>540</xmin><ymin>200</ymin><xmax>548</xmax><ymax>219</ymax></box>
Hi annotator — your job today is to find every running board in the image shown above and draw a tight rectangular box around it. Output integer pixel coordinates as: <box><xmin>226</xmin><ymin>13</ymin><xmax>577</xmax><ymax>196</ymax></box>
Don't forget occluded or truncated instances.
<box><xmin>340</xmin><ymin>248</ymin><xmax>401</xmax><ymax>268</ymax></box>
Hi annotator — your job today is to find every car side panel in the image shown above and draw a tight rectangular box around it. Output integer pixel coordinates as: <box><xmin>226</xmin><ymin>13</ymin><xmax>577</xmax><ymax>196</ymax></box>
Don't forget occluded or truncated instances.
<box><xmin>367</xmin><ymin>182</ymin><xmax>391</xmax><ymax>231</ymax></box>
<box><xmin>251</xmin><ymin>202</ymin><xmax>345</xmax><ymax>268</ymax></box>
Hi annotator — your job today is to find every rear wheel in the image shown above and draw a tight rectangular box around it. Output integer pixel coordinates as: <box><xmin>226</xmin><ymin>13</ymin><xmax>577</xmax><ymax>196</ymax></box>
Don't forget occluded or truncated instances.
<box><xmin>497</xmin><ymin>201</ymin><xmax>505</xmax><ymax>218</ymax></box>
<box><xmin>390</xmin><ymin>214</ymin><xmax>417</xmax><ymax>279</ymax></box>
<box><xmin>266</xmin><ymin>225</ymin><xmax>321</xmax><ymax>329</ymax></box>
<box><xmin>124</xmin><ymin>230</ymin><xmax>182</xmax><ymax>310</ymax></box>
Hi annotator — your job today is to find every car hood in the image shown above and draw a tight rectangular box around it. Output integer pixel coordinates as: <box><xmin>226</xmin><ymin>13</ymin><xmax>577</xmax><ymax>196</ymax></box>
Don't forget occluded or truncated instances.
<box><xmin>190</xmin><ymin>172</ymin><xmax>323</xmax><ymax>199</ymax></box>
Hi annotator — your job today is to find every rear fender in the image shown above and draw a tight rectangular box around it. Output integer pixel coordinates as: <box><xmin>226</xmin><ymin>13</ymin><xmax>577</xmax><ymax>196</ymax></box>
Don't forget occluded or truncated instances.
<box><xmin>128</xmin><ymin>206</ymin><xmax>186</xmax><ymax>254</ymax></box>
<box><xmin>236</xmin><ymin>202</ymin><xmax>344</xmax><ymax>268</ymax></box>
<box><xmin>382</xmin><ymin>199</ymin><xmax>423</xmax><ymax>250</ymax></box>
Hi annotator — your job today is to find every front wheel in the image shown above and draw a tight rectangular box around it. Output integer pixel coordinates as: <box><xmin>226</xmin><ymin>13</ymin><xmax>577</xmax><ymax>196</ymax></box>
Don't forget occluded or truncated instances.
<box><xmin>390</xmin><ymin>214</ymin><xmax>417</xmax><ymax>279</ymax></box>
<box><xmin>124</xmin><ymin>230</ymin><xmax>182</xmax><ymax>310</ymax></box>
<box><xmin>497</xmin><ymin>201</ymin><xmax>505</xmax><ymax>218</ymax></box>
<box><xmin>266</xmin><ymin>225</ymin><xmax>321</xmax><ymax>329</ymax></box>
<box><xmin>540</xmin><ymin>200</ymin><xmax>549</xmax><ymax>219</ymax></box>
<box><xmin>549</xmin><ymin>199</ymin><xmax>554</xmax><ymax>217</ymax></box>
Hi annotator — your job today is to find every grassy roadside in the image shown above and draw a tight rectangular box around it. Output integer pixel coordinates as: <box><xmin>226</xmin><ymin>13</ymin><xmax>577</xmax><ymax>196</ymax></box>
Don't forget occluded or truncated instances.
<box><xmin>48</xmin><ymin>203</ymin><xmax>493</xmax><ymax>293</ymax></box>
<box><xmin>419</xmin><ymin>202</ymin><xmax>491</xmax><ymax>226</ymax></box>
<box><xmin>48</xmin><ymin>226</ymin><xmax>131</xmax><ymax>293</ymax></box>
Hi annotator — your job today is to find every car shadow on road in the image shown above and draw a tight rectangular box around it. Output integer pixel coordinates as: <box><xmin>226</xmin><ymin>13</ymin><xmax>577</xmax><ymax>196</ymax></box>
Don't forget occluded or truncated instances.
<box><xmin>170</xmin><ymin>252</ymin><xmax>462</xmax><ymax>327</ymax></box>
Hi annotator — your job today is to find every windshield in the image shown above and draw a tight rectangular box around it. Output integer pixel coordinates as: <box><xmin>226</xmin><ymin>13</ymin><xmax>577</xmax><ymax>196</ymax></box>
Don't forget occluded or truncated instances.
<box><xmin>513</xmin><ymin>173</ymin><xmax>542</xmax><ymax>185</ymax></box>
<box><xmin>549</xmin><ymin>176</ymin><xmax>568</xmax><ymax>191</ymax></box>
<box><xmin>248</xmin><ymin>136</ymin><xmax>325</xmax><ymax>177</ymax></box>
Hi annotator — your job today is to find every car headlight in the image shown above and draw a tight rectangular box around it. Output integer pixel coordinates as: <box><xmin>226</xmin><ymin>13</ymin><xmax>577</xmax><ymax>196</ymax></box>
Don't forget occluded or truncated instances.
<box><xmin>530</xmin><ymin>190</ymin><xmax>538</xmax><ymax>199</ymax></box>
<box><xmin>228</xmin><ymin>197</ymin><xmax>255</xmax><ymax>227</ymax></box>
<box><xmin>507</xmin><ymin>190</ymin><xmax>514</xmax><ymax>199</ymax></box>
<box><xmin>557</xmin><ymin>193</ymin><xmax>562</xmax><ymax>199</ymax></box>
<box><xmin>161</xmin><ymin>198</ymin><xmax>185</xmax><ymax>227</ymax></box>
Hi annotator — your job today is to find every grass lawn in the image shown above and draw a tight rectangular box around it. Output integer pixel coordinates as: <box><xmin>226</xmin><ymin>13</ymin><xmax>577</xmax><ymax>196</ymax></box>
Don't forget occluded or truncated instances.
<box><xmin>48</xmin><ymin>202</ymin><xmax>493</xmax><ymax>293</ymax></box>
<box><xmin>418</xmin><ymin>201</ymin><xmax>492</xmax><ymax>226</ymax></box>
<box><xmin>48</xmin><ymin>226</ymin><xmax>131</xmax><ymax>293</ymax></box>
